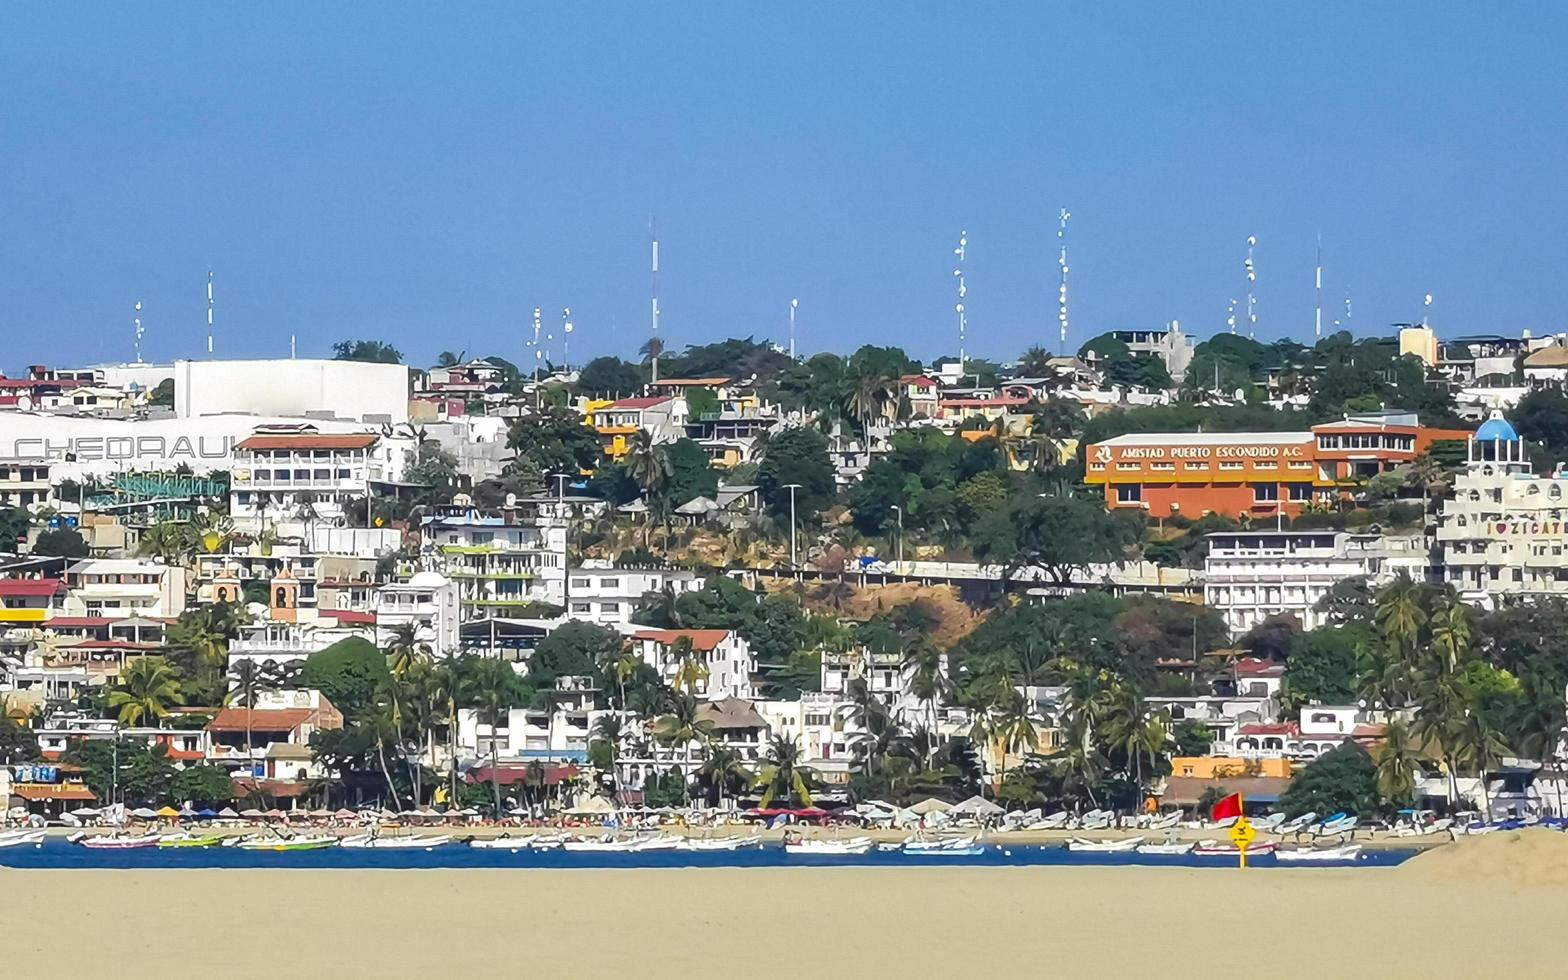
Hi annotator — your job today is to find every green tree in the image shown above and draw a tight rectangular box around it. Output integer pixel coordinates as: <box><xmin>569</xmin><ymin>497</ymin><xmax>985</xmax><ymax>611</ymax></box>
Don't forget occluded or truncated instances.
<box><xmin>1278</xmin><ymin>742</ymin><xmax>1381</xmax><ymax>818</ymax></box>
<box><xmin>1373</xmin><ymin>719</ymin><xmax>1420</xmax><ymax>809</ymax></box>
<box><xmin>754</xmin><ymin>734</ymin><xmax>816</xmax><ymax>807</ymax></box>
<box><xmin>1282</xmin><ymin>624</ymin><xmax>1372</xmax><ymax>711</ymax></box>
<box><xmin>757</xmin><ymin>427</ymin><xmax>835</xmax><ymax>518</ymax></box>
<box><xmin>576</xmin><ymin>356</ymin><xmax>644</xmax><ymax>397</ymax></box>
<box><xmin>148</xmin><ymin>378</ymin><xmax>175</xmax><ymax>407</ymax></box>
<box><xmin>467</xmin><ymin>658</ymin><xmax>525</xmax><ymax>814</ymax></box>
<box><xmin>108</xmin><ymin>657</ymin><xmax>186</xmax><ymax>727</ymax></box>
<box><xmin>32</xmin><ymin>527</ymin><xmax>88</xmax><ymax>558</ymax></box>
<box><xmin>172</xmin><ymin>764</ymin><xmax>235</xmax><ymax>807</ymax></box>
<box><xmin>972</xmin><ymin>493</ymin><xmax>1142</xmax><ymax>583</ymax></box>
<box><xmin>0</xmin><ymin>506</ymin><xmax>29</xmax><ymax>550</ymax></box>
<box><xmin>663</xmin><ymin>437</ymin><xmax>718</xmax><ymax>506</ymax></box>
<box><xmin>299</xmin><ymin>637</ymin><xmax>390</xmax><ymax>719</ymax></box>
<box><xmin>332</xmin><ymin>339</ymin><xmax>404</xmax><ymax>363</ymax></box>
<box><xmin>506</xmin><ymin>407</ymin><xmax>602</xmax><ymax>477</ymax></box>
<box><xmin>652</xmin><ymin>693</ymin><xmax>713</xmax><ymax>803</ymax></box>
<box><xmin>530</xmin><ymin>621</ymin><xmax>620</xmax><ymax>687</ymax></box>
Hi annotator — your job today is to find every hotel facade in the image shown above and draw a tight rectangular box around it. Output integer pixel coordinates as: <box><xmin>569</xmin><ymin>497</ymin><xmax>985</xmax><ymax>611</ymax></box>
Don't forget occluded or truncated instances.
<box><xmin>1084</xmin><ymin>412</ymin><xmax>1470</xmax><ymax>519</ymax></box>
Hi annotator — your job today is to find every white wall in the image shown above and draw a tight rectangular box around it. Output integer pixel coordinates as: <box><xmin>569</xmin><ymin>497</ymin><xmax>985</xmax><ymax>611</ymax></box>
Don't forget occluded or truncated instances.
<box><xmin>175</xmin><ymin>359</ymin><xmax>410</xmax><ymax>423</ymax></box>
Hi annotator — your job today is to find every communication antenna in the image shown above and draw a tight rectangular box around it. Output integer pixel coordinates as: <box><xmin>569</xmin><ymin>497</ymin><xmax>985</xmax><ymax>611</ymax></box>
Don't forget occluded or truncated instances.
<box><xmin>953</xmin><ymin>229</ymin><xmax>968</xmax><ymax>375</ymax></box>
<box><xmin>133</xmin><ymin>301</ymin><xmax>144</xmax><ymax>363</ymax></box>
<box><xmin>532</xmin><ymin>306</ymin><xmax>543</xmax><ymax>407</ymax></box>
<box><xmin>1226</xmin><ymin>297</ymin><xmax>1238</xmax><ymax>335</ymax></box>
<box><xmin>1422</xmin><ymin>293</ymin><xmax>1434</xmax><ymax>329</ymax></box>
<box><xmin>1314</xmin><ymin>234</ymin><xmax>1323</xmax><ymax>340</ymax></box>
<box><xmin>649</xmin><ymin>216</ymin><xmax>661</xmax><ymax>384</ymax></box>
<box><xmin>789</xmin><ymin>298</ymin><xmax>799</xmax><ymax>360</ymax></box>
<box><xmin>1244</xmin><ymin>235</ymin><xmax>1258</xmax><ymax>338</ymax></box>
<box><xmin>1057</xmin><ymin>208</ymin><xmax>1071</xmax><ymax>351</ymax></box>
<box><xmin>290</xmin><ymin>334</ymin><xmax>296</xmax><ymax>358</ymax></box>
<box><xmin>207</xmin><ymin>270</ymin><xmax>215</xmax><ymax>354</ymax></box>
<box><xmin>562</xmin><ymin>308</ymin><xmax>574</xmax><ymax>370</ymax></box>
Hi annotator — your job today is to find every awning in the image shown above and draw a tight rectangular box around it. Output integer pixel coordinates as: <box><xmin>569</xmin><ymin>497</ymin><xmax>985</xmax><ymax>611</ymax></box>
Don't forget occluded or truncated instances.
<box><xmin>11</xmin><ymin>784</ymin><xmax>97</xmax><ymax>802</ymax></box>
<box><xmin>1161</xmin><ymin>775</ymin><xmax>1291</xmax><ymax>806</ymax></box>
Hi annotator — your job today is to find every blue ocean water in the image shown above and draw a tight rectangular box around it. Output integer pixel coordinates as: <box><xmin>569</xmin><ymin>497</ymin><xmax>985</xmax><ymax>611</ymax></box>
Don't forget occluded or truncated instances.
<box><xmin>0</xmin><ymin>839</ymin><xmax>1419</xmax><ymax>871</ymax></box>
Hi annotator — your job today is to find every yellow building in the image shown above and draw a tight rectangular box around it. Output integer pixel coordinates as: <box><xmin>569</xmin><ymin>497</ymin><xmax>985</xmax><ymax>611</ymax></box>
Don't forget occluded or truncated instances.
<box><xmin>1169</xmin><ymin>756</ymin><xmax>1295</xmax><ymax>780</ymax></box>
<box><xmin>1399</xmin><ymin>325</ymin><xmax>1438</xmax><ymax>367</ymax></box>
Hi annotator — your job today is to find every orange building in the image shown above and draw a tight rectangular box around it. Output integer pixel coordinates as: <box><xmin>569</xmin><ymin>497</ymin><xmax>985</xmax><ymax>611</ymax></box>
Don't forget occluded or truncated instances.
<box><xmin>1084</xmin><ymin>412</ymin><xmax>1470</xmax><ymax>519</ymax></box>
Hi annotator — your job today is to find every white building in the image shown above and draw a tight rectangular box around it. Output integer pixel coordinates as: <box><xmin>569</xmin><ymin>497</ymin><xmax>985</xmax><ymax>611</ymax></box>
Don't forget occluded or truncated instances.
<box><xmin>61</xmin><ymin>559</ymin><xmax>187</xmax><ymax>620</ymax></box>
<box><xmin>230</xmin><ymin>428</ymin><xmax>401</xmax><ymax>532</ymax></box>
<box><xmin>227</xmin><ymin>620</ymin><xmax>375</xmax><ymax>676</ymax></box>
<box><xmin>1203</xmin><ymin>530</ymin><xmax>1430</xmax><ymax>635</ymax></box>
<box><xmin>422</xmin><ymin>512</ymin><xmax>568</xmax><ymax>618</ymax></box>
<box><xmin>375</xmin><ymin>571</ymin><xmax>461</xmax><ymax>657</ymax></box>
<box><xmin>455</xmin><ymin>675</ymin><xmax>599</xmax><ymax>764</ymax></box>
<box><xmin>565</xmin><ymin>565</ymin><xmax>702</xmax><ymax>626</ymax></box>
<box><xmin>631</xmin><ymin>628</ymin><xmax>757</xmax><ymax>701</ymax></box>
<box><xmin>174</xmin><ymin>358</ymin><xmax>411</xmax><ymax>424</ymax></box>
<box><xmin>0</xmin><ymin>459</ymin><xmax>53</xmax><ymax>512</ymax></box>
<box><xmin>1435</xmin><ymin>414</ymin><xmax>1568</xmax><ymax>604</ymax></box>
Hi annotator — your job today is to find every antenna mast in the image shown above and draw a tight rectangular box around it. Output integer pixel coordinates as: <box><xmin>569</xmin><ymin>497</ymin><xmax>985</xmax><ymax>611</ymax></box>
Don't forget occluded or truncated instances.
<box><xmin>1057</xmin><ymin>208</ymin><xmax>1071</xmax><ymax>352</ymax></box>
<box><xmin>1314</xmin><ymin>235</ymin><xmax>1323</xmax><ymax>340</ymax></box>
<box><xmin>207</xmin><ymin>270</ymin><xmax>215</xmax><ymax>354</ymax></box>
<box><xmin>532</xmin><ymin>307</ymin><xmax>543</xmax><ymax>408</ymax></box>
<box><xmin>1244</xmin><ymin>235</ymin><xmax>1258</xmax><ymax>338</ymax></box>
<box><xmin>133</xmin><ymin>301</ymin><xmax>144</xmax><ymax>363</ymax></box>
<box><xmin>953</xmin><ymin>230</ymin><xmax>968</xmax><ymax>375</ymax></box>
<box><xmin>789</xmin><ymin>298</ymin><xmax>799</xmax><ymax>360</ymax></box>
<box><xmin>562</xmin><ymin>308</ymin><xmax>573</xmax><ymax>370</ymax></box>
<box><xmin>650</xmin><ymin>217</ymin><xmax>661</xmax><ymax>384</ymax></box>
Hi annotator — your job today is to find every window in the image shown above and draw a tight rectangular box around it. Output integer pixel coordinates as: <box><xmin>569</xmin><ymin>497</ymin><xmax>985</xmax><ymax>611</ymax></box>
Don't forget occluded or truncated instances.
<box><xmin>1184</xmin><ymin>461</ymin><xmax>1208</xmax><ymax>470</ymax></box>
<box><xmin>571</xmin><ymin>602</ymin><xmax>591</xmax><ymax>613</ymax></box>
<box><xmin>1254</xmin><ymin>461</ymin><xmax>1277</xmax><ymax>470</ymax></box>
<box><xmin>571</xmin><ymin>578</ymin><xmax>591</xmax><ymax>589</ymax></box>
<box><xmin>1116</xmin><ymin>462</ymin><xmax>1141</xmax><ymax>471</ymax></box>
<box><xmin>600</xmin><ymin>577</ymin><xmax>620</xmax><ymax>588</ymax></box>
<box><xmin>1252</xmin><ymin>483</ymin><xmax>1279</xmax><ymax>502</ymax></box>
<box><xmin>1149</xmin><ymin>462</ymin><xmax>1175</xmax><ymax>472</ymax></box>
<box><xmin>1288</xmin><ymin>460</ymin><xmax>1312</xmax><ymax>470</ymax></box>
<box><xmin>1287</xmin><ymin>483</ymin><xmax>1312</xmax><ymax>501</ymax></box>
<box><xmin>1219</xmin><ymin>461</ymin><xmax>1243</xmax><ymax>471</ymax></box>
<box><xmin>1115</xmin><ymin>485</ymin><xmax>1142</xmax><ymax>504</ymax></box>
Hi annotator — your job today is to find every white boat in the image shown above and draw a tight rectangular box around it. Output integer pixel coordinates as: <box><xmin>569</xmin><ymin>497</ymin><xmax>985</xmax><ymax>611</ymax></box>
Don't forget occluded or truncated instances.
<box><xmin>340</xmin><ymin>833</ymin><xmax>453</xmax><ymax>850</ymax></box>
<box><xmin>783</xmin><ymin>837</ymin><xmax>874</xmax><ymax>856</ymax></box>
<box><xmin>1067</xmin><ymin>836</ymin><xmax>1143</xmax><ymax>853</ymax></box>
<box><xmin>1276</xmin><ymin>844</ymin><xmax>1362</xmax><ymax>863</ymax></box>
<box><xmin>1135</xmin><ymin>839</ymin><xmax>1194</xmax><ymax>855</ymax></box>
<box><xmin>73</xmin><ymin>832</ymin><xmax>162</xmax><ymax>850</ymax></box>
<box><xmin>0</xmin><ymin>829</ymin><xmax>47</xmax><ymax>848</ymax></box>
<box><xmin>563</xmin><ymin>835</ymin><xmax>656</xmax><ymax>852</ymax></box>
<box><xmin>1077</xmin><ymin>810</ymin><xmax>1114</xmax><ymax>831</ymax></box>
<box><xmin>1025</xmin><ymin>811</ymin><xmax>1070</xmax><ymax>831</ymax></box>
<box><xmin>1276</xmin><ymin>811</ymin><xmax>1318</xmax><ymax>835</ymax></box>
<box><xmin>904</xmin><ymin>835</ymin><xmax>983</xmax><ymax>855</ymax></box>
<box><xmin>1193</xmin><ymin>840</ymin><xmax>1277</xmax><ymax>856</ymax></box>
<box><xmin>235</xmin><ymin>835</ymin><xmax>339</xmax><ymax>851</ymax></box>
<box><xmin>1143</xmin><ymin>813</ymin><xmax>1180</xmax><ymax>831</ymax></box>
<box><xmin>1314</xmin><ymin>816</ymin><xmax>1359</xmax><ymax>837</ymax></box>
<box><xmin>469</xmin><ymin>836</ymin><xmax>531</xmax><ymax>850</ymax></box>
<box><xmin>681</xmin><ymin>836</ymin><xmax>763</xmax><ymax>852</ymax></box>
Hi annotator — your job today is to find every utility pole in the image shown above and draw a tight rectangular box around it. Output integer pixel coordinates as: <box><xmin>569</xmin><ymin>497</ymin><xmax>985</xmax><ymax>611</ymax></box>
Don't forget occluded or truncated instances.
<box><xmin>789</xmin><ymin>298</ymin><xmax>799</xmax><ymax>360</ymax></box>
<box><xmin>891</xmin><ymin>504</ymin><xmax>904</xmax><ymax>571</ymax></box>
<box><xmin>783</xmin><ymin>483</ymin><xmax>802</xmax><ymax>568</ymax></box>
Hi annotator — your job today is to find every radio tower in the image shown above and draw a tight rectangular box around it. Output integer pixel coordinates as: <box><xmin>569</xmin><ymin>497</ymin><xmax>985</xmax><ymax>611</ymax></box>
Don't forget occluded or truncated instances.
<box><xmin>562</xmin><ymin>308</ymin><xmax>574</xmax><ymax>370</ymax></box>
<box><xmin>649</xmin><ymin>217</ymin><xmax>661</xmax><ymax>384</ymax></box>
<box><xmin>953</xmin><ymin>230</ymin><xmax>968</xmax><ymax>376</ymax></box>
<box><xmin>207</xmin><ymin>270</ymin><xmax>215</xmax><ymax>354</ymax></box>
<box><xmin>1314</xmin><ymin>236</ymin><xmax>1323</xmax><ymax>340</ymax></box>
<box><xmin>133</xmin><ymin>301</ymin><xmax>144</xmax><ymax>363</ymax></box>
<box><xmin>1057</xmin><ymin>209</ymin><xmax>1071</xmax><ymax>352</ymax></box>
<box><xmin>1244</xmin><ymin>235</ymin><xmax>1258</xmax><ymax>338</ymax></box>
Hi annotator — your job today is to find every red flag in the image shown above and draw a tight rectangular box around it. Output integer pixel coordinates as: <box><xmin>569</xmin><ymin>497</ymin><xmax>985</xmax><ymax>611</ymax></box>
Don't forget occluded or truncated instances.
<box><xmin>1210</xmin><ymin>792</ymin><xmax>1243</xmax><ymax>822</ymax></box>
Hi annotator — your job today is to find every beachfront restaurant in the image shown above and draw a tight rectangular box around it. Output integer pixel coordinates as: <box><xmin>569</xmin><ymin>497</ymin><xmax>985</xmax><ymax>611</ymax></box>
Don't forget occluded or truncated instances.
<box><xmin>6</xmin><ymin>762</ymin><xmax>97</xmax><ymax>819</ymax></box>
<box><xmin>1160</xmin><ymin>774</ymin><xmax>1289</xmax><ymax>816</ymax></box>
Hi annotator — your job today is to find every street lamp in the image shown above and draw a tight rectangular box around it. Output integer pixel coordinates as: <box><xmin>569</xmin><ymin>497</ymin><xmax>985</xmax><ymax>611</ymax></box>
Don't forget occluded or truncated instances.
<box><xmin>783</xmin><ymin>483</ymin><xmax>802</xmax><ymax>568</ymax></box>
<box><xmin>890</xmin><ymin>504</ymin><xmax>904</xmax><ymax>571</ymax></box>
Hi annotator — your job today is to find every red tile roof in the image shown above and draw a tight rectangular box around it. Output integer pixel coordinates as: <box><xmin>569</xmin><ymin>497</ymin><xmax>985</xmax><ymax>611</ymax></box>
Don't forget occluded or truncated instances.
<box><xmin>0</xmin><ymin>578</ymin><xmax>64</xmax><ymax>597</ymax></box>
<box><xmin>318</xmin><ymin>609</ymin><xmax>376</xmax><ymax>624</ymax></box>
<box><xmin>633</xmin><ymin>628</ymin><xmax>731</xmax><ymax>652</ymax></box>
<box><xmin>1237</xmin><ymin>722</ymin><xmax>1298</xmax><ymax>736</ymax></box>
<box><xmin>236</xmin><ymin>433</ymin><xmax>378</xmax><ymax>451</ymax></box>
<box><xmin>207</xmin><ymin>708</ymin><xmax>314</xmax><ymax>733</ymax></box>
<box><xmin>44</xmin><ymin>616</ymin><xmax>114</xmax><ymax>628</ymax></box>
<box><xmin>467</xmin><ymin>764</ymin><xmax>580</xmax><ymax>787</ymax></box>
<box><xmin>1232</xmin><ymin>657</ymin><xmax>1286</xmax><ymax>677</ymax></box>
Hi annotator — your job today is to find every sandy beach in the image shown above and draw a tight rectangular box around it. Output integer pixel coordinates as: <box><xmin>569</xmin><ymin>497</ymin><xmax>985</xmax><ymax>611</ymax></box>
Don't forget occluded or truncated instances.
<box><xmin>9</xmin><ymin>836</ymin><xmax>1568</xmax><ymax>980</ymax></box>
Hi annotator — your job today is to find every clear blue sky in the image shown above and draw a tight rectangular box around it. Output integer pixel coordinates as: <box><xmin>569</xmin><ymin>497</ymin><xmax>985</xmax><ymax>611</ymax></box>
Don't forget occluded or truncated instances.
<box><xmin>3</xmin><ymin>3</ymin><xmax>1565</xmax><ymax>371</ymax></box>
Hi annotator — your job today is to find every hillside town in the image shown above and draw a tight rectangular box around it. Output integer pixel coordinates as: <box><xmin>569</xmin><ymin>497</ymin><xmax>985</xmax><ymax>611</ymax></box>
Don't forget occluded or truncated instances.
<box><xmin>4</xmin><ymin>324</ymin><xmax>1568</xmax><ymax>827</ymax></box>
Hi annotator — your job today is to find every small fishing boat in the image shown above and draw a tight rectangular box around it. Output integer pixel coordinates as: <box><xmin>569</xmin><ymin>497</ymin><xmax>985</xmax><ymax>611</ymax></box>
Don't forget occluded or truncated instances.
<box><xmin>469</xmin><ymin>836</ymin><xmax>532</xmax><ymax>850</ymax></box>
<box><xmin>1143</xmin><ymin>812</ymin><xmax>1181</xmax><ymax>832</ymax></box>
<box><xmin>1067</xmin><ymin>836</ymin><xmax>1143</xmax><ymax>853</ymax></box>
<box><xmin>1275</xmin><ymin>844</ymin><xmax>1362</xmax><ymax>863</ymax></box>
<box><xmin>1314</xmin><ymin>814</ymin><xmax>1359</xmax><ymax>837</ymax></box>
<box><xmin>680</xmin><ymin>835</ymin><xmax>764</xmax><ymax>852</ymax></box>
<box><xmin>1135</xmin><ymin>839</ymin><xmax>1195</xmax><ymax>855</ymax></box>
<box><xmin>563</xmin><ymin>835</ymin><xmax>646</xmax><ymax>852</ymax></box>
<box><xmin>783</xmin><ymin>836</ymin><xmax>873</xmax><ymax>856</ymax></box>
<box><xmin>1025</xmin><ymin>811</ymin><xmax>1070</xmax><ymax>831</ymax></box>
<box><xmin>158</xmin><ymin>833</ymin><xmax>225</xmax><ymax>849</ymax></box>
<box><xmin>72</xmin><ymin>832</ymin><xmax>162</xmax><ymax>850</ymax></box>
<box><xmin>236</xmin><ymin>835</ymin><xmax>338</xmax><ymax>852</ymax></box>
<box><xmin>0</xmin><ymin>829</ymin><xmax>47</xmax><ymax>848</ymax></box>
<box><xmin>903</xmin><ymin>835</ymin><xmax>983</xmax><ymax>855</ymax></box>
<box><xmin>1275</xmin><ymin>811</ymin><xmax>1319</xmax><ymax>836</ymax></box>
<box><xmin>340</xmin><ymin>833</ymin><xmax>453</xmax><ymax>850</ymax></box>
<box><xmin>1193</xmin><ymin>840</ymin><xmax>1277</xmax><ymax>857</ymax></box>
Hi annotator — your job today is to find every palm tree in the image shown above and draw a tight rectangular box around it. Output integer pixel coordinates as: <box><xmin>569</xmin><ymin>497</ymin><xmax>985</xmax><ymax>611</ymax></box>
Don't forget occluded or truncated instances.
<box><xmin>697</xmin><ymin>743</ymin><xmax>752</xmax><ymax>809</ymax></box>
<box><xmin>844</xmin><ymin>369</ymin><xmax>897</xmax><ymax>437</ymax></box>
<box><xmin>989</xmin><ymin>689</ymin><xmax>1040</xmax><ymax>796</ymax></box>
<box><xmin>1453</xmin><ymin>710</ymin><xmax>1509</xmax><ymax>818</ymax></box>
<box><xmin>469</xmin><ymin>658</ymin><xmax>521</xmax><ymax>815</ymax></box>
<box><xmin>108</xmin><ymin>657</ymin><xmax>185</xmax><ymax>727</ymax></box>
<box><xmin>385</xmin><ymin>622</ymin><xmax>431</xmax><ymax>679</ymax></box>
<box><xmin>669</xmin><ymin>636</ymin><xmax>709</xmax><ymax>696</ymax></box>
<box><xmin>226</xmin><ymin>658</ymin><xmax>277</xmax><ymax>765</ymax></box>
<box><xmin>1374</xmin><ymin>718</ymin><xmax>1420</xmax><ymax>808</ymax></box>
<box><xmin>754</xmin><ymin>735</ymin><xmax>816</xmax><ymax>808</ymax></box>
<box><xmin>909</xmin><ymin>646</ymin><xmax>946</xmax><ymax>766</ymax></box>
<box><xmin>652</xmin><ymin>693</ymin><xmax>713</xmax><ymax>804</ymax></box>
<box><xmin>623</xmin><ymin>431</ymin><xmax>673</xmax><ymax>549</ymax></box>
<box><xmin>431</xmin><ymin>660</ymin><xmax>465</xmax><ymax>805</ymax></box>
<box><xmin>1411</xmin><ymin>674</ymin><xmax>1466</xmax><ymax>808</ymax></box>
<box><xmin>1374</xmin><ymin>574</ymin><xmax>1427</xmax><ymax>662</ymax></box>
<box><xmin>592</xmin><ymin>714</ymin><xmax>627</xmax><ymax>802</ymax></box>
<box><xmin>640</xmin><ymin>337</ymin><xmax>666</xmax><ymax>384</ymax></box>
<box><xmin>1427</xmin><ymin>593</ymin><xmax>1472</xmax><ymax>675</ymax></box>
<box><xmin>1517</xmin><ymin>673</ymin><xmax>1568</xmax><ymax>816</ymax></box>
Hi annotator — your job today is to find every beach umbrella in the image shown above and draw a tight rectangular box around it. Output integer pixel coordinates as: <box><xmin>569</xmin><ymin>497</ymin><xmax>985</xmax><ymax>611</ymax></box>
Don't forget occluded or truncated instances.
<box><xmin>264</xmin><ymin>809</ymin><xmax>287</xmax><ymax>820</ymax></box>
<box><xmin>907</xmin><ymin>797</ymin><xmax>953</xmax><ymax>816</ymax></box>
<box><xmin>195</xmin><ymin>809</ymin><xmax>218</xmax><ymax>819</ymax></box>
<box><xmin>157</xmin><ymin>806</ymin><xmax>181</xmax><ymax>819</ymax></box>
<box><xmin>308</xmin><ymin>809</ymin><xmax>332</xmax><ymax>819</ymax></box>
<box><xmin>507</xmin><ymin>806</ymin><xmax>531</xmax><ymax>816</ymax></box>
<box><xmin>71</xmin><ymin>807</ymin><xmax>101</xmax><ymax>817</ymax></box>
<box><xmin>458</xmin><ymin>807</ymin><xmax>479</xmax><ymax>817</ymax></box>
<box><xmin>131</xmin><ymin>807</ymin><xmax>159</xmax><ymax>819</ymax></box>
<box><xmin>218</xmin><ymin>807</ymin><xmax>241</xmax><ymax>818</ymax></box>
<box><xmin>333</xmin><ymin>809</ymin><xmax>356</xmax><ymax>820</ymax></box>
<box><xmin>178</xmin><ymin>806</ymin><xmax>197</xmax><ymax>818</ymax></box>
<box><xmin>240</xmin><ymin>808</ymin><xmax>265</xmax><ymax>819</ymax></box>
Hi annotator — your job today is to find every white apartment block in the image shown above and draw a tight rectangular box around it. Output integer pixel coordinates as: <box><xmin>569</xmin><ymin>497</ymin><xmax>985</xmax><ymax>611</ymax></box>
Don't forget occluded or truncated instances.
<box><xmin>0</xmin><ymin>459</ymin><xmax>54</xmax><ymax>512</ymax></box>
<box><xmin>1436</xmin><ymin>415</ymin><xmax>1568</xmax><ymax>604</ymax></box>
<box><xmin>375</xmin><ymin>571</ymin><xmax>461</xmax><ymax>657</ymax></box>
<box><xmin>1203</xmin><ymin>530</ymin><xmax>1430</xmax><ymax>635</ymax></box>
<box><xmin>61</xmin><ymin>559</ymin><xmax>187</xmax><ymax>620</ymax></box>
<box><xmin>230</xmin><ymin>429</ymin><xmax>397</xmax><ymax>532</ymax></box>
<box><xmin>631</xmin><ymin>628</ymin><xmax>756</xmax><ymax>701</ymax></box>
<box><xmin>421</xmin><ymin>512</ymin><xmax>567</xmax><ymax>617</ymax></box>
<box><xmin>565</xmin><ymin>565</ymin><xmax>702</xmax><ymax>626</ymax></box>
<box><xmin>456</xmin><ymin>676</ymin><xmax>599</xmax><ymax>763</ymax></box>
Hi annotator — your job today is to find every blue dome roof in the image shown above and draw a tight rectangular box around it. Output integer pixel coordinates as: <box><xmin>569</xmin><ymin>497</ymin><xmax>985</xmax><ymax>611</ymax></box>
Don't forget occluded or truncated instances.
<box><xmin>1475</xmin><ymin>415</ymin><xmax>1520</xmax><ymax>441</ymax></box>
